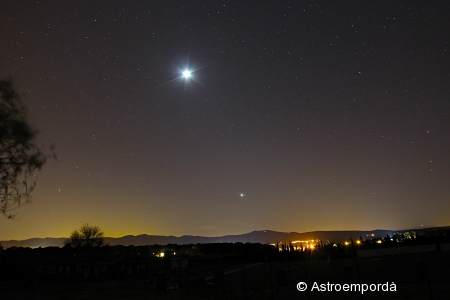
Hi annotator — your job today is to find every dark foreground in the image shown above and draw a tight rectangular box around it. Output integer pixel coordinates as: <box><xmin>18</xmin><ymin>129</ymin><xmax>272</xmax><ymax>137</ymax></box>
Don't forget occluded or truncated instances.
<box><xmin>1</xmin><ymin>251</ymin><xmax>449</xmax><ymax>300</ymax></box>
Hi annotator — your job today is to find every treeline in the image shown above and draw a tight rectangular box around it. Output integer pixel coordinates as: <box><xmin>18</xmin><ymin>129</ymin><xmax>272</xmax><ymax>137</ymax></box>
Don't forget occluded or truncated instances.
<box><xmin>278</xmin><ymin>227</ymin><xmax>450</xmax><ymax>260</ymax></box>
<box><xmin>0</xmin><ymin>243</ymin><xmax>278</xmax><ymax>263</ymax></box>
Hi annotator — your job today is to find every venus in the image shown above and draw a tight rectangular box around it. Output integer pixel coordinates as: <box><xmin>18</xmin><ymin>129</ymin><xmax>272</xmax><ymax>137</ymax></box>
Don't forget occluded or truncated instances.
<box><xmin>182</xmin><ymin>70</ymin><xmax>191</xmax><ymax>78</ymax></box>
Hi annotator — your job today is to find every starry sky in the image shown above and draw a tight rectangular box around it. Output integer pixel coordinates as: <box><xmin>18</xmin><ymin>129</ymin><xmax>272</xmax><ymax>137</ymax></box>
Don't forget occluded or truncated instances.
<box><xmin>1</xmin><ymin>1</ymin><xmax>449</xmax><ymax>241</ymax></box>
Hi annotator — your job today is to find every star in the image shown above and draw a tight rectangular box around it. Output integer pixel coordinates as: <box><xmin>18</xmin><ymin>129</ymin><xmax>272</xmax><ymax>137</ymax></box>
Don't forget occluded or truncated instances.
<box><xmin>182</xmin><ymin>70</ymin><xmax>191</xmax><ymax>79</ymax></box>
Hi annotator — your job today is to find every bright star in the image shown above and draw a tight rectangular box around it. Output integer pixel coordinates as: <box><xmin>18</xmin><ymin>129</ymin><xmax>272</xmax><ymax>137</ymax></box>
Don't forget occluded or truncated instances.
<box><xmin>154</xmin><ymin>62</ymin><xmax>212</xmax><ymax>90</ymax></box>
<box><xmin>182</xmin><ymin>70</ymin><xmax>191</xmax><ymax>78</ymax></box>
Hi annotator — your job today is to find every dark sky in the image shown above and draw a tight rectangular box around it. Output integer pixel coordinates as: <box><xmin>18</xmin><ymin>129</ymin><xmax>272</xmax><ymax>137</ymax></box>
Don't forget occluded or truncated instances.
<box><xmin>1</xmin><ymin>1</ymin><xmax>449</xmax><ymax>240</ymax></box>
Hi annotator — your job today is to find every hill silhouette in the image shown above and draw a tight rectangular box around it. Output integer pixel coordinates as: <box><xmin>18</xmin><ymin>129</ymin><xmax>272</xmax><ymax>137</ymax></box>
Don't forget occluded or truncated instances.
<box><xmin>0</xmin><ymin>229</ymin><xmax>395</xmax><ymax>248</ymax></box>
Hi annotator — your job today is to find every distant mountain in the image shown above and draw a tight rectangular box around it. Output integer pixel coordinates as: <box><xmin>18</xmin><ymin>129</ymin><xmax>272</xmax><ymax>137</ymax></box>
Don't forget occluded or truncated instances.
<box><xmin>0</xmin><ymin>237</ymin><xmax>68</xmax><ymax>248</ymax></box>
<box><xmin>0</xmin><ymin>229</ymin><xmax>396</xmax><ymax>248</ymax></box>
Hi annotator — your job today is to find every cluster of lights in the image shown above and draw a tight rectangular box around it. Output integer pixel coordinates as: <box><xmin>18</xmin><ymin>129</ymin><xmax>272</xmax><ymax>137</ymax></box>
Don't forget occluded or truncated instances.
<box><xmin>271</xmin><ymin>241</ymin><xmax>317</xmax><ymax>251</ymax></box>
<box><xmin>274</xmin><ymin>238</ymin><xmax>380</xmax><ymax>250</ymax></box>
<box><xmin>291</xmin><ymin>240</ymin><xmax>318</xmax><ymax>250</ymax></box>
<box><xmin>343</xmin><ymin>240</ymin><xmax>362</xmax><ymax>245</ymax></box>
<box><xmin>155</xmin><ymin>251</ymin><xmax>177</xmax><ymax>258</ymax></box>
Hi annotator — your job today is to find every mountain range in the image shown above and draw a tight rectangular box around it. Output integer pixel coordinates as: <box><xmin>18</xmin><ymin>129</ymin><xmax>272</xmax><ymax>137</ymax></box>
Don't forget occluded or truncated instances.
<box><xmin>0</xmin><ymin>229</ymin><xmax>395</xmax><ymax>248</ymax></box>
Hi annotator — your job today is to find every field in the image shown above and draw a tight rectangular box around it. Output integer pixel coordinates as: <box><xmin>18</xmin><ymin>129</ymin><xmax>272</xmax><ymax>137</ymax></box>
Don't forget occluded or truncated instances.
<box><xmin>1</xmin><ymin>251</ymin><xmax>449</xmax><ymax>299</ymax></box>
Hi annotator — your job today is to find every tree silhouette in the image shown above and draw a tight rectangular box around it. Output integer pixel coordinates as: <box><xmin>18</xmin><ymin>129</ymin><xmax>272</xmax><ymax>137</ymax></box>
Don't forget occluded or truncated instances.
<box><xmin>66</xmin><ymin>223</ymin><xmax>105</xmax><ymax>248</ymax></box>
<box><xmin>0</xmin><ymin>78</ymin><xmax>53</xmax><ymax>218</ymax></box>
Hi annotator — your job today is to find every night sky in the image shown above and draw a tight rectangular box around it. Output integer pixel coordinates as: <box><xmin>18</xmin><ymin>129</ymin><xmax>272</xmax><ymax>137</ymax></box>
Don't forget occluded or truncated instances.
<box><xmin>1</xmin><ymin>1</ymin><xmax>449</xmax><ymax>241</ymax></box>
